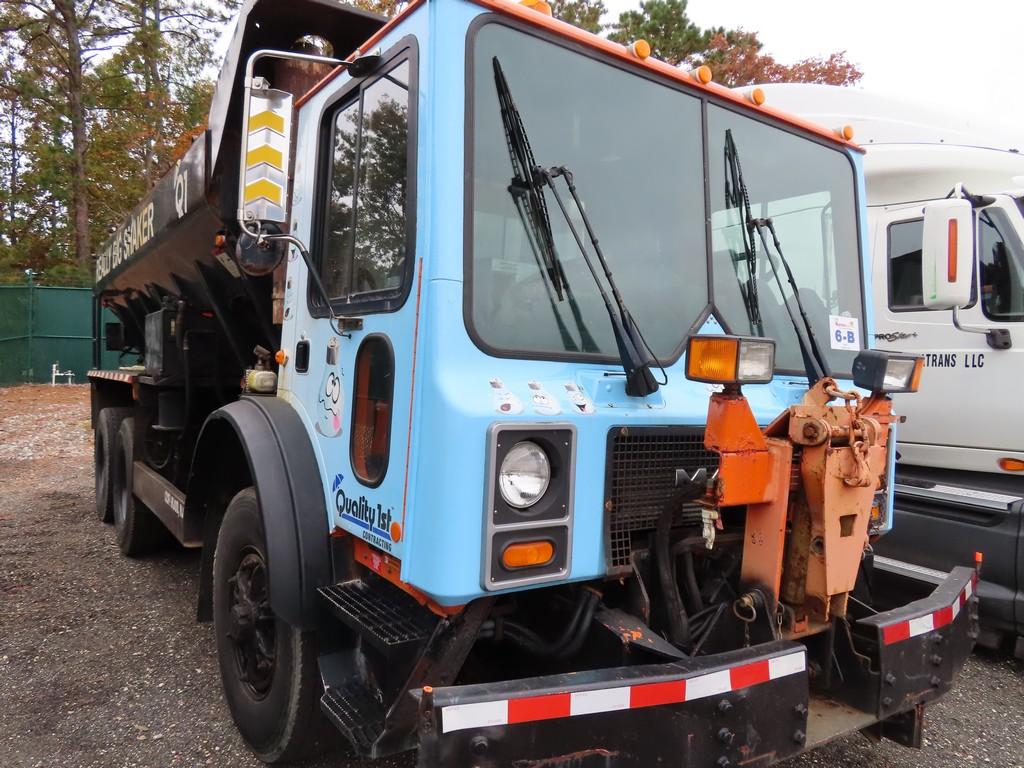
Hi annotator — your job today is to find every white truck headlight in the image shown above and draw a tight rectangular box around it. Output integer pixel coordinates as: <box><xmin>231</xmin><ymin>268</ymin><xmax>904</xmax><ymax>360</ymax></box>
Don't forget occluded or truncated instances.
<box><xmin>498</xmin><ymin>441</ymin><xmax>551</xmax><ymax>508</ymax></box>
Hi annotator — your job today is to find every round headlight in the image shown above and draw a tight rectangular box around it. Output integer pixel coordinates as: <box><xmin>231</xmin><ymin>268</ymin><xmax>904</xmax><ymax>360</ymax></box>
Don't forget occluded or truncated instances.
<box><xmin>498</xmin><ymin>441</ymin><xmax>551</xmax><ymax>509</ymax></box>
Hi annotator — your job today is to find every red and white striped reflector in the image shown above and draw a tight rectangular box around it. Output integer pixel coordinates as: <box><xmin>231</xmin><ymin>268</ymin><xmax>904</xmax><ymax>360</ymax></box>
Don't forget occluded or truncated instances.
<box><xmin>881</xmin><ymin>572</ymin><xmax>977</xmax><ymax>646</ymax></box>
<box><xmin>440</xmin><ymin>649</ymin><xmax>805</xmax><ymax>734</ymax></box>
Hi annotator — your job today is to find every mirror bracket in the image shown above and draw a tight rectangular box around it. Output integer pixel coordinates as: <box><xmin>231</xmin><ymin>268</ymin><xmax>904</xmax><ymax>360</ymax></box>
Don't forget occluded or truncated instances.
<box><xmin>952</xmin><ymin>306</ymin><xmax>1013</xmax><ymax>349</ymax></box>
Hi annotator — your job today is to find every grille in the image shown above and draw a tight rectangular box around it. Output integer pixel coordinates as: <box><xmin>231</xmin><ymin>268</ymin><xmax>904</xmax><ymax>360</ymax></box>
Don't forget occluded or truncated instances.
<box><xmin>605</xmin><ymin>426</ymin><xmax>719</xmax><ymax>570</ymax></box>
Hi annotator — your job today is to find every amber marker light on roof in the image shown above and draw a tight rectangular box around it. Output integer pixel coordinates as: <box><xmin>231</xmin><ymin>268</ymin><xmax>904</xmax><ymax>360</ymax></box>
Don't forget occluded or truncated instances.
<box><xmin>749</xmin><ymin>87</ymin><xmax>766</xmax><ymax>106</ymax></box>
<box><xmin>691</xmin><ymin>65</ymin><xmax>713</xmax><ymax>84</ymax></box>
<box><xmin>629</xmin><ymin>39</ymin><xmax>651</xmax><ymax>59</ymax></box>
<box><xmin>518</xmin><ymin>0</ymin><xmax>552</xmax><ymax>15</ymax></box>
<box><xmin>839</xmin><ymin>124</ymin><xmax>855</xmax><ymax>141</ymax></box>
<box><xmin>275</xmin><ymin>349</ymin><xmax>288</xmax><ymax>366</ymax></box>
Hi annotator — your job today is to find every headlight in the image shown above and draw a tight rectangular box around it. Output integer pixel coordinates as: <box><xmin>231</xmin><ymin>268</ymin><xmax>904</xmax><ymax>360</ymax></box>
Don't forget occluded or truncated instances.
<box><xmin>852</xmin><ymin>350</ymin><xmax>924</xmax><ymax>394</ymax></box>
<box><xmin>498</xmin><ymin>440</ymin><xmax>551</xmax><ymax>508</ymax></box>
<box><xmin>685</xmin><ymin>335</ymin><xmax>775</xmax><ymax>385</ymax></box>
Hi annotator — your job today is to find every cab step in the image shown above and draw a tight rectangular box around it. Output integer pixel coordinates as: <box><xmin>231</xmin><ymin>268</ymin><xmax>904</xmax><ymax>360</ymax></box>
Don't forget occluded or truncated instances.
<box><xmin>318</xmin><ymin>578</ymin><xmax>438</xmax><ymax>654</ymax></box>
<box><xmin>320</xmin><ymin>681</ymin><xmax>385</xmax><ymax>755</ymax></box>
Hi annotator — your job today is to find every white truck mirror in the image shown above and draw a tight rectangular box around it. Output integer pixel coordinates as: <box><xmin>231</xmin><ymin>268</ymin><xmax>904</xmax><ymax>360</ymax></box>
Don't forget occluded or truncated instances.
<box><xmin>238</xmin><ymin>77</ymin><xmax>293</xmax><ymax>226</ymax></box>
<box><xmin>921</xmin><ymin>198</ymin><xmax>973</xmax><ymax>309</ymax></box>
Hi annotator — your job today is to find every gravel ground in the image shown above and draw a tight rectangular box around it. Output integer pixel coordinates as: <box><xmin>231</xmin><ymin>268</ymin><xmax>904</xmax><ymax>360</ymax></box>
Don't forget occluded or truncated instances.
<box><xmin>0</xmin><ymin>384</ymin><xmax>1021</xmax><ymax>767</ymax></box>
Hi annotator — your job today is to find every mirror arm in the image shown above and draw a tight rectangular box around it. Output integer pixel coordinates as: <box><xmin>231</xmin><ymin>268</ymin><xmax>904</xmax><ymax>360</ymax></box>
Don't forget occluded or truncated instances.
<box><xmin>952</xmin><ymin>306</ymin><xmax>1012</xmax><ymax>350</ymax></box>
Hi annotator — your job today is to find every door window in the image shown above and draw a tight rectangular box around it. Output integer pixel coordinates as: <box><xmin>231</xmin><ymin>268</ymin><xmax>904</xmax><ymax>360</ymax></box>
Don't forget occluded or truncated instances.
<box><xmin>978</xmin><ymin>206</ymin><xmax>1024</xmax><ymax>322</ymax></box>
<box><xmin>887</xmin><ymin>218</ymin><xmax>924</xmax><ymax>310</ymax></box>
<box><xmin>351</xmin><ymin>336</ymin><xmax>394</xmax><ymax>487</ymax></box>
<box><xmin>321</xmin><ymin>59</ymin><xmax>413</xmax><ymax>309</ymax></box>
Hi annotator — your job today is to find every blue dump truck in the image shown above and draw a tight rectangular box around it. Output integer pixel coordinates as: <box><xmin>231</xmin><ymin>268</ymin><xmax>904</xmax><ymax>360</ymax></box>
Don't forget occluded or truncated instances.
<box><xmin>88</xmin><ymin>0</ymin><xmax>979</xmax><ymax>765</ymax></box>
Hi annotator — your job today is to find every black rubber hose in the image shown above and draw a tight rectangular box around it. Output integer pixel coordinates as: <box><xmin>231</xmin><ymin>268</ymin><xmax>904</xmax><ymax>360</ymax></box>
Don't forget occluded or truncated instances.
<box><xmin>553</xmin><ymin>592</ymin><xmax>599</xmax><ymax>659</ymax></box>
<box><xmin>655</xmin><ymin>505</ymin><xmax>690</xmax><ymax>647</ymax></box>
<box><xmin>681</xmin><ymin>550</ymin><xmax>703</xmax><ymax>615</ymax></box>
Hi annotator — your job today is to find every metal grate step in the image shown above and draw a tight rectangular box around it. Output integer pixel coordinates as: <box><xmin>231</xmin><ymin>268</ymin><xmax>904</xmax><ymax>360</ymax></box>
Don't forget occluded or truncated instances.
<box><xmin>321</xmin><ymin>681</ymin><xmax>385</xmax><ymax>755</ymax></box>
<box><xmin>319</xmin><ymin>579</ymin><xmax>437</xmax><ymax>653</ymax></box>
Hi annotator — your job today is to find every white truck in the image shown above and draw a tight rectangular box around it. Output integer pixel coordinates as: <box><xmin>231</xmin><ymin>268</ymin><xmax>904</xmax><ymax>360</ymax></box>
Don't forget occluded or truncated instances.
<box><xmin>752</xmin><ymin>83</ymin><xmax>1024</xmax><ymax>655</ymax></box>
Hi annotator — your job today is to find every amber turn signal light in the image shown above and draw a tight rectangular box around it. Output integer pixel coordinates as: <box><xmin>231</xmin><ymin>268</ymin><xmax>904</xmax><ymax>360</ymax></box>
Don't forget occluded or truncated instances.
<box><xmin>502</xmin><ymin>540</ymin><xmax>555</xmax><ymax>569</ymax></box>
<box><xmin>998</xmin><ymin>458</ymin><xmax>1024</xmax><ymax>472</ymax></box>
<box><xmin>685</xmin><ymin>335</ymin><xmax>775</xmax><ymax>385</ymax></box>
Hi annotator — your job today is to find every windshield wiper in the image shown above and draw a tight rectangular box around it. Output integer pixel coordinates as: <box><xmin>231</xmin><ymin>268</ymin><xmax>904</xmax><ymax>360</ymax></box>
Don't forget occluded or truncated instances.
<box><xmin>724</xmin><ymin>130</ymin><xmax>764</xmax><ymax>337</ymax></box>
<box><xmin>724</xmin><ymin>130</ymin><xmax>831</xmax><ymax>384</ymax></box>
<box><xmin>492</xmin><ymin>57</ymin><xmax>662</xmax><ymax>397</ymax></box>
<box><xmin>492</xmin><ymin>58</ymin><xmax>597</xmax><ymax>354</ymax></box>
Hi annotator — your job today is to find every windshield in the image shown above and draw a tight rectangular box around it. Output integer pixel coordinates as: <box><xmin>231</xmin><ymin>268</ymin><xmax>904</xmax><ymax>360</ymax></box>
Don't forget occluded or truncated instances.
<box><xmin>468</xmin><ymin>23</ymin><xmax>863</xmax><ymax>373</ymax></box>
<box><xmin>708</xmin><ymin>105</ymin><xmax>863</xmax><ymax>374</ymax></box>
<box><xmin>469</xmin><ymin>23</ymin><xmax>707</xmax><ymax>360</ymax></box>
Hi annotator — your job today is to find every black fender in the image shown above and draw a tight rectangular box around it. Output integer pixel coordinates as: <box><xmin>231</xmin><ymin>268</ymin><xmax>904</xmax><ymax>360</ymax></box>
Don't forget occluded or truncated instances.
<box><xmin>186</xmin><ymin>395</ymin><xmax>331</xmax><ymax>629</ymax></box>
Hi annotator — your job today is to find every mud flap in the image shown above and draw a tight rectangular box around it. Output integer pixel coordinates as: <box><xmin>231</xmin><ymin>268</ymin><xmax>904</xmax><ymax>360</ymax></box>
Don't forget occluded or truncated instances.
<box><xmin>851</xmin><ymin>566</ymin><xmax>977</xmax><ymax>721</ymax></box>
<box><xmin>415</xmin><ymin>641</ymin><xmax>810</xmax><ymax>768</ymax></box>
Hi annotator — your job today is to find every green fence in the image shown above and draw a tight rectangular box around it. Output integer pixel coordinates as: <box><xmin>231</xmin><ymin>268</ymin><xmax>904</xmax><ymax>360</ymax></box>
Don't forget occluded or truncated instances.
<box><xmin>0</xmin><ymin>283</ymin><xmax>119</xmax><ymax>385</ymax></box>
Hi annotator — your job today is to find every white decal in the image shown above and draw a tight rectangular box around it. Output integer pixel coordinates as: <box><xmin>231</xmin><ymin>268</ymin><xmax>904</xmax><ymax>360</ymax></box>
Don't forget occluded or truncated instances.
<box><xmin>563</xmin><ymin>382</ymin><xmax>594</xmax><ymax>414</ymax></box>
<box><xmin>489</xmin><ymin>378</ymin><xmax>523</xmax><ymax>415</ymax></box>
<box><xmin>527</xmin><ymin>380</ymin><xmax>561</xmax><ymax>416</ymax></box>
<box><xmin>829</xmin><ymin>314</ymin><xmax>860</xmax><ymax>351</ymax></box>
<box><xmin>316</xmin><ymin>338</ymin><xmax>343</xmax><ymax>437</ymax></box>
<box><xmin>173</xmin><ymin>161</ymin><xmax>188</xmax><ymax>218</ymax></box>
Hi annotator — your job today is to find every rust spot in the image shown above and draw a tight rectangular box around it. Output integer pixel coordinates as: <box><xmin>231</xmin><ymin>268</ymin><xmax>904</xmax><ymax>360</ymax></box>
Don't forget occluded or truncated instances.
<box><xmin>513</xmin><ymin>748</ymin><xmax>620</xmax><ymax>768</ymax></box>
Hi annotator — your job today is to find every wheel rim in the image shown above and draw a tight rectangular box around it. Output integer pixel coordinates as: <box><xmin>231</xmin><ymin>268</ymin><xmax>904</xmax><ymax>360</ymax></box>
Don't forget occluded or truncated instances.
<box><xmin>226</xmin><ymin>549</ymin><xmax>277</xmax><ymax>698</ymax></box>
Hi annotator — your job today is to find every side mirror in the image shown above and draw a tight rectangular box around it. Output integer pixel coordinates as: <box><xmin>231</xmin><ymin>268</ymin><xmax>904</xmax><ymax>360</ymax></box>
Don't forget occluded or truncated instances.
<box><xmin>237</xmin><ymin>76</ymin><xmax>294</xmax><ymax>228</ymax></box>
<box><xmin>921</xmin><ymin>198</ymin><xmax>973</xmax><ymax>309</ymax></box>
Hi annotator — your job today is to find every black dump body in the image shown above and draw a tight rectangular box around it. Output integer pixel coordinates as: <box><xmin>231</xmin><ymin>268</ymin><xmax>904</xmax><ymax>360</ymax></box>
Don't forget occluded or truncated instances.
<box><xmin>94</xmin><ymin>0</ymin><xmax>383</xmax><ymax>369</ymax></box>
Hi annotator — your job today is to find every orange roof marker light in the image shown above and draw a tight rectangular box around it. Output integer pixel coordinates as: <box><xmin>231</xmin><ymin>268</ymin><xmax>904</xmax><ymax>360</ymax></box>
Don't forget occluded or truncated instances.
<box><xmin>519</xmin><ymin>0</ymin><xmax>552</xmax><ymax>15</ymax></box>
<box><xmin>690</xmin><ymin>64</ymin><xmax>713</xmax><ymax>85</ymax></box>
<box><xmin>748</xmin><ymin>87</ymin><xmax>766</xmax><ymax>106</ymax></box>
<box><xmin>274</xmin><ymin>349</ymin><xmax>288</xmax><ymax>366</ymax></box>
<box><xmin>839</xmin><ymin>124</ymin><xmax>855</xmax><ymax>141</ymax></box>
<box><xmin>629</xmin><ymin>39</ymin><xmax>651</xmax><ymax>60</ymax></box>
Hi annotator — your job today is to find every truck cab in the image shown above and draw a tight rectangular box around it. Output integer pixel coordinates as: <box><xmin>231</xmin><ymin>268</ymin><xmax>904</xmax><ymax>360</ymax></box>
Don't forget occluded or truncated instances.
<box><xmin>87</xmin><ymin>5</ymin><xmax>979</xmax><ymax>765</ymax></box>
<box><xmin>756</xmin><ymin>82</ymin><xmax>1024</xmax><ymax>654</ymax></box>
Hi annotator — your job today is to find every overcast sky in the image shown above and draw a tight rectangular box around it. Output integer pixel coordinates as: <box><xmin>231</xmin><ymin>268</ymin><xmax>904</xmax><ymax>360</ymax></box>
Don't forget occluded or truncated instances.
<box><xmin>602</xmin><ymin>0</ymin><xmax>1024</xmax><ymax>136</ymax></box>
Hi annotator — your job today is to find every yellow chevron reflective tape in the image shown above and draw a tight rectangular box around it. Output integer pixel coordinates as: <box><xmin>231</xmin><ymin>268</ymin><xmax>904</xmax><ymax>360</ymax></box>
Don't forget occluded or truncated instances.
<box><xmin>246</xmin><ymin>144</ymin><xmax>283</xmax><ymax>170</ymax></box>
<box><xmin>248</xmin><ymin>110</ymin><xmax>286</xmax><ymax>134</ymax></box>
<box><xmin>244</xmin><ymin>178</ymin><xmax>283</xmax><ymax>205</ymax></box>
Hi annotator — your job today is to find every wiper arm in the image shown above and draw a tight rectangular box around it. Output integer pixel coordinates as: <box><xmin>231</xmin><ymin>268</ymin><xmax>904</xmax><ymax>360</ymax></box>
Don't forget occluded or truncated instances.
<box><xmin>492</xmin><ymin>57</ymin><xmax>597</xmax><ymax>354</ymax></box>
<box><xmin>751</xmin><ymin>217</ymin><xmax>832</xmax><ymax>382</ymax></box>
<box><xmin>543</xmin><ymin>166</ymin><xmax>663</xmax><ymax>397</ymax></box>
<box><xmin>725</xmin><ymin>130</ymin><xmax>830</xmax><ymax>385</ymax></box>
<box><xmin>491</xmin><ymin>57</ymin><xmax>661</xmax><ymax>397</ymax></box>
<box><xmin>724</xmin><ymin>130</ymin><xmax>764</xmax><ymax>336</ymax></box>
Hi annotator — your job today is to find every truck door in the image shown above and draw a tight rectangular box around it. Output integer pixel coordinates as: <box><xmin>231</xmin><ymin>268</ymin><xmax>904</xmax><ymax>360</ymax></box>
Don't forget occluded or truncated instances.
<box><xmin>280</xmin><ymin>44</ymin><xmax>419</xmax><ymax>561</ymax></box>
<box><xmin>871</xmin><ymin>200</ymin><xmax>1023</xmax><ymax>470</ymax></box>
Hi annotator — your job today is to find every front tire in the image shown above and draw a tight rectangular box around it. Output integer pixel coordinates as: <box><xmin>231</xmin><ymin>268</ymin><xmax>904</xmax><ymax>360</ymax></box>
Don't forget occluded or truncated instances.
<box><xmin>213</xmin><ymin>488</ymin><xmax>326</xmax><ymax>763</ymax></box>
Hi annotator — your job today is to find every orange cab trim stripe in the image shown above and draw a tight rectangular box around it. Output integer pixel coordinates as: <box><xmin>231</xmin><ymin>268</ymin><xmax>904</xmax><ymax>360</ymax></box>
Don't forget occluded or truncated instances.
<box><xmin>294</xmin><ymin>0</ymin><xmax>427</xmax><ymax>109</ymax></box>
<box><xmin>470</xmin><ymin>0</ymin><xmax>863</xmax><ymax>153</ymax></box>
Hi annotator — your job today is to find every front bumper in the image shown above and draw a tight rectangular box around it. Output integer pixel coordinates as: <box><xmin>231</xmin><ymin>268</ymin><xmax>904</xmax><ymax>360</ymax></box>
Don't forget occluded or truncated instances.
<box><xmin>414</xmin><ymin>567</ymin><xmax>977</xmax><ymax>768</ymax></box>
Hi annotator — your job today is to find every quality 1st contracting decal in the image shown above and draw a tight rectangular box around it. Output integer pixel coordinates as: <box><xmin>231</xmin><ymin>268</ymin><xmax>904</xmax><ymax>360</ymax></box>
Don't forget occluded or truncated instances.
<box><xmin>333</xmin><ymin>473</ymin><xmax>399</xmax><ymax>553</ymax></box>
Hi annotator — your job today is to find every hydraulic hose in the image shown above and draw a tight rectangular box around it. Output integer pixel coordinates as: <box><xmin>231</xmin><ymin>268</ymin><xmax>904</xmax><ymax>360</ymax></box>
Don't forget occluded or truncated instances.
<box><xmin>681</xmin><ymin>549</ymin><xmax>703</xmax><ymax>615</ymax></box>
<box><xmin>655</xmin><ymin>505</ymin><xmax>690</xmax><ymax>647</ymax></box>
<box><xmin>478</xmin><ymin>590</ymin><xmax>599</xmax><ymax>659</ymax></box>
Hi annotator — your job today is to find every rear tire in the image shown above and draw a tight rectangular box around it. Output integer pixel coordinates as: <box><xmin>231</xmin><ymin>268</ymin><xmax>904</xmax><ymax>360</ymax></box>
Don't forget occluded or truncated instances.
<box><xmin>95</xmin><ymin>406</ymin><xmax>130</xmax><ymax>523</ymax></box>
<box><xmin>213</xmin><ymin>488</ymin><xmax>327</xmax><ymax>763</ymax></box>
<box><xmin>111</xmin><ymin>418</ymin><xmax>165</xmax><ymax>556</ymax></box>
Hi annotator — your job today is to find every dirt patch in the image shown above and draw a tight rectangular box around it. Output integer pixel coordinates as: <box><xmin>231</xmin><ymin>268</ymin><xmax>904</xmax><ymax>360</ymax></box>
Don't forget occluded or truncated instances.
<box><xmin>0</xmin><ymin>384</ymin><xmax>1020</xmax><ymax>767</ymax></box>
